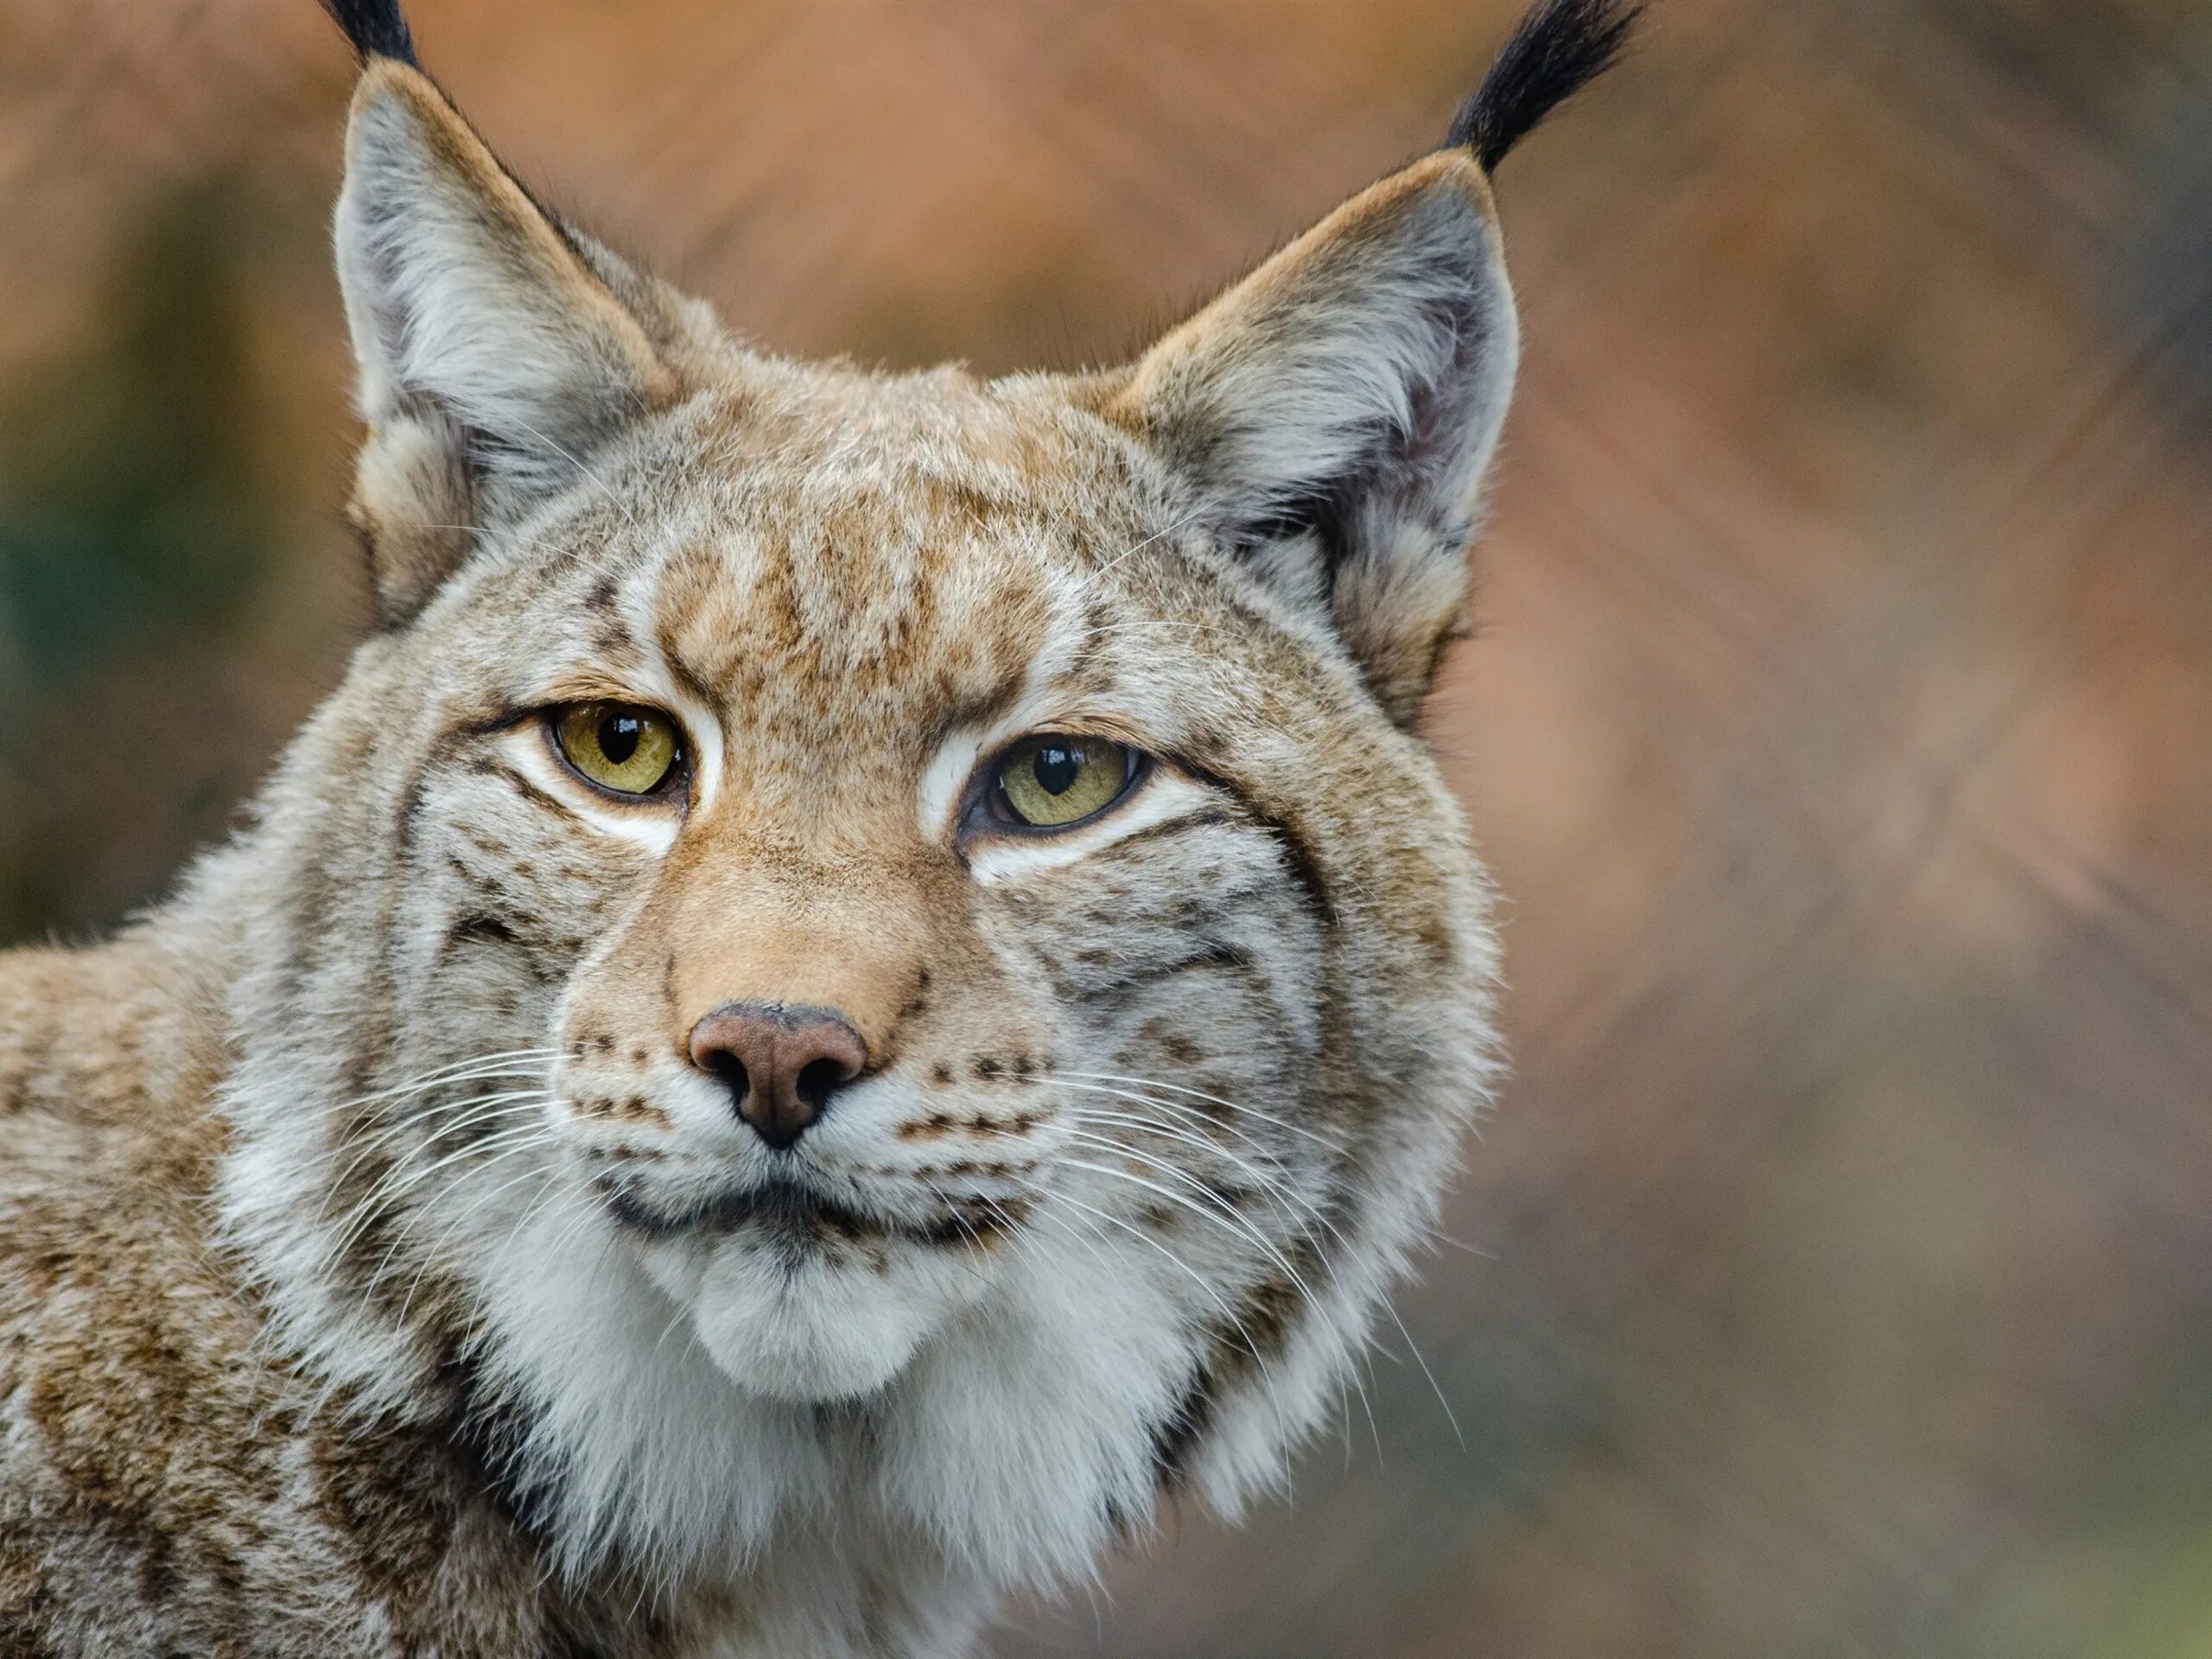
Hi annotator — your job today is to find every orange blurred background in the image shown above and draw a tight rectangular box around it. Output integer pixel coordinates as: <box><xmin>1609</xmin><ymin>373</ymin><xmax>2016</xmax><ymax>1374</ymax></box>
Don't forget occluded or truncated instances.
<box><xmin>3</xmin><ymin>3</ymin><xmax>2209</xmax><ymax>1655</ymax></box>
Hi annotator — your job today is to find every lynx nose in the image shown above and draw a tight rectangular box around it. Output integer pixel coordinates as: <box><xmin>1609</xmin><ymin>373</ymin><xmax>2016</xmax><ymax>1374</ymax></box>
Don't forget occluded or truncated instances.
<box><xmin>686</xmin><ymin>1001</ymin><xmax>868</xmax><ymax>1150</ymax></box>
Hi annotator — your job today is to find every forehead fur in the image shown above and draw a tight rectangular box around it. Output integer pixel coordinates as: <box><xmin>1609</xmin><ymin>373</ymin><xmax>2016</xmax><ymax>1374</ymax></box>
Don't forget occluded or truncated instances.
<box><xmin>414</xmin><ymin>354</ymin><xmax>1326</xmax><ymax>734</ymax></box>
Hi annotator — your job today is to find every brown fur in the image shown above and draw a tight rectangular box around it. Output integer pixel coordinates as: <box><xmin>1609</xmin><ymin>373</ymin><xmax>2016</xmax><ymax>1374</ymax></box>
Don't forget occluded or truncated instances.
<box><xmin>0</xmin><ymin>2</ymin><xmax>1616</xmax><ymax>1643</ymax></box>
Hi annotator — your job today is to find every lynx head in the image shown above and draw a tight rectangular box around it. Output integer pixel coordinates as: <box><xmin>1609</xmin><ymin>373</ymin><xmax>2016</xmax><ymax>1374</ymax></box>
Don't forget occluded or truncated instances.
<box><xmin>215</xmin><ymin>0</ymin><xmax>1637</xmax><ymax>1607</ymax></box>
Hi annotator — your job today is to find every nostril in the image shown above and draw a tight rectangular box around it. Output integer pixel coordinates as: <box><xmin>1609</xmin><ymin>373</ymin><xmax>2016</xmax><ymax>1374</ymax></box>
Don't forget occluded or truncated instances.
<box><xmin>699</xmin><ymin>1046</ymin><xmax>749</xmax><ymax>1101</ymax></box>
<box><xmin>794</xmin><ymin>1055</ymin><xmax>852</xmax><ymax>1113</ymax></box>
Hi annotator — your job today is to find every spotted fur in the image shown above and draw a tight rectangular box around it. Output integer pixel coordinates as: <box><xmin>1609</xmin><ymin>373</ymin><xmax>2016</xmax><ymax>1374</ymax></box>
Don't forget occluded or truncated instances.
<box><xmin>0</xmin><ymin>3</ymin><xmax>1637</xmax><ymax>1653</ymax></box>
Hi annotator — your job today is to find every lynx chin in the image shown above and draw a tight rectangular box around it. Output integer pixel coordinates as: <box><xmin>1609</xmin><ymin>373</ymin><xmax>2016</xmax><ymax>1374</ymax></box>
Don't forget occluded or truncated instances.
<box><xmin>0</xmin><ymin>0</ymin><xmax>1640</xmax><ymax>1652</ymax></box>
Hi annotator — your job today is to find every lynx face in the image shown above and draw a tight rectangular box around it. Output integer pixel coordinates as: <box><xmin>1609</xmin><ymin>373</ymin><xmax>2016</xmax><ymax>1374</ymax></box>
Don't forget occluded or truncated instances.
<box><xmin>385</xmin><ymin>368</ymin><xmax>1400</xmax><ymax>1425</ymax></box>
<box><xmin>215</xmin><ymin>28</ymin><xmax>1537</xmax><ymax>1600</ymax></box>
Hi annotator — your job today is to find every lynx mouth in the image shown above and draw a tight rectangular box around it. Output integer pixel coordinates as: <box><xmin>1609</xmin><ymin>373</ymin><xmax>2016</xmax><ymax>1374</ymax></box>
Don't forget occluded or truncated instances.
<box><xmin>599</xmin><ymin>1174</ymin><xmax>1020</xmax><ymax>1251</ymax></box>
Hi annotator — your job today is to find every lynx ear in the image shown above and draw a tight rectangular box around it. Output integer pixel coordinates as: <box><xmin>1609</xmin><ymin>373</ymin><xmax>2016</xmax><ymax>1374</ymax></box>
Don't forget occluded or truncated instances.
<box><xmin>334</xmin><ymin>59</ymin><xmax>674</xmax><ymax>623</ymax></box>
<box><xmin>1111</xmin><ymin>0</ymin><xmax>1641</xmax><ymax>722</ymax></box>
<box><xmin>1114</xmin><ymin>152</ymin><xmax>1516</xmax><ymax>723</ymax></box>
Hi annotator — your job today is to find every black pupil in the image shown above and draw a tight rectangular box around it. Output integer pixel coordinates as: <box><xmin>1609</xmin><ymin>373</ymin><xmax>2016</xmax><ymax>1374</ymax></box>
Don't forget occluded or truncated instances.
<box><xmin>600</xmin><ymin>713</ymin><xmax>644</xmax><ymax>766</ymax></box>
<box><xmin>1033</xmin><ymin>744</ymin><xmax>1084</xmax><ymax>796</ymax></box>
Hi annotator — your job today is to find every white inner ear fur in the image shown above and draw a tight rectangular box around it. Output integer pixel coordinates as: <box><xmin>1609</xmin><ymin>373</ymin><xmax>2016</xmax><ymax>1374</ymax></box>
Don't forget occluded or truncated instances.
<box><xmin>1132</xmin><ymin>157</ymin><xmax>1518</xmax><ymax>524</ymax></box>
<box><xmin>1121</xmin><ymin>155</ymin><xmax>1521</xmax><ymax>717</ymax></box>
<box><xmin>334</xmin><ymin>62</ymin><xmax>668</xmax><ymax>503</ymax></box>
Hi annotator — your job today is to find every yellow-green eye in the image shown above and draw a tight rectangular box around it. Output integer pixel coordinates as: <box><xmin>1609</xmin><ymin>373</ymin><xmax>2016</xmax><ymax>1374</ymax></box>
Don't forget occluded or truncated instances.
<box><xmin>552</xmin><ymin>702</ymin><xmax>683</xmax><ymax>798</ymax></box>
<box><xmin>992</xmin><ymin>734</ymin><xmax>1137</xmax><ymax>830</ymax></box>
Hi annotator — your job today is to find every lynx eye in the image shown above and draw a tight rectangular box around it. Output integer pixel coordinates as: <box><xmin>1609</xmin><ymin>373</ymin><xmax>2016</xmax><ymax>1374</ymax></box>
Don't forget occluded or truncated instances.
<box><xmin>991</xmin><ymin>734</ymin><xmax>1139</xmax><ymax>830</ymax></box>
<box><xmin>550</xmin><ymin>702</ymin><xmax>683</xmax><ymax>798</ymax></box>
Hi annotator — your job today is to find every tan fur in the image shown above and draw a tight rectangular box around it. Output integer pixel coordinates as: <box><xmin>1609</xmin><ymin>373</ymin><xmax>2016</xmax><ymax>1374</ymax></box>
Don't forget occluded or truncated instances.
<box><xmin>0</xmin><ymin>35</ymin><xmax>1542</xmax><ymax>1659</ymax></box>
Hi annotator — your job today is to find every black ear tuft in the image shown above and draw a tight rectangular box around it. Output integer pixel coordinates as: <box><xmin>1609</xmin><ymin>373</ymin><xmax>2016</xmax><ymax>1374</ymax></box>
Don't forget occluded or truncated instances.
<box><xmin>1446</xmin><ymin>0</ymin><xmax>1643</xmax><ymax>172</ymax></box>
<box><xmin>320</xmin><ymin>0</ymin><xmax>418</xmax><ymax>67</ymax></box>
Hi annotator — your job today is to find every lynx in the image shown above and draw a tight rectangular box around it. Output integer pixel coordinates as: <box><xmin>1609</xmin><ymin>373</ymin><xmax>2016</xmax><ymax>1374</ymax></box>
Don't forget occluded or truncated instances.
<box><xmin>0</xmin><ymin>1</ymin><xmax>1639</xmax><ymax>1653</ymax></box>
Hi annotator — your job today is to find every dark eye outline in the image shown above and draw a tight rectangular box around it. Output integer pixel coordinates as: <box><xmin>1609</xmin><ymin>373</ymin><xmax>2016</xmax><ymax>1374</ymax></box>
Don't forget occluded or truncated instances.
<box><xmin>541</xmin><ymin>701</ymin><xmax>692</xmax><ymax>804</ymax></box>
<box><xmin>965</xmin><ymin>733</ymin><xmax>1148</xmax><ymax>838</ymax></box>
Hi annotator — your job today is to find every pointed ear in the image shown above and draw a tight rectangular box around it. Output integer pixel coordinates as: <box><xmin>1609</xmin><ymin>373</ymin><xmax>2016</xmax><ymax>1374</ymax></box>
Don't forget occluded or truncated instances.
<box><xmin>335</xmin><ymin>60</ymin><xmax>677</xmax><ymax>623</ymax></box>
<box><xmin>1109</xmin><ymin>152</ymin><xmax>1517</xmax><ymax>724</ymax></box>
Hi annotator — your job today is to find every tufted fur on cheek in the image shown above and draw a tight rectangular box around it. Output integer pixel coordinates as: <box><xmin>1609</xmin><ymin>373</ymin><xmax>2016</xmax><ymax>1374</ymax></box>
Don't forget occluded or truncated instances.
<box><xmin>1107</xmin><ymin>151</ymin><xmax>1520</xmax><ymax>725</ymax></box>
<box><xmin>334</xmin><ymin>59</ymin><xmax>684</xmax><ymax>623</ymax></box>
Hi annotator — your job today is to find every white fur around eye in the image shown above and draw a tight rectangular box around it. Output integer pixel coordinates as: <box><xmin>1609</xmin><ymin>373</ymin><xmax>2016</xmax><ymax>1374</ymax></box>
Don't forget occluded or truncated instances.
<box><xmin>620</xmin><ymin>563</ymin><xmax>728</xmax><ymax>817</ymax></box>
<box><xmin>499</xmin><ymin>725</ymin><xmax>681</xmax><ymax>857</ymax></box>
<box><xmin>918</xmin><ymin>728</ymin><xmax>987</xmax><ymax>842</ymax></box>
<box><xmin>917</xmin><ymin>566</ymin><xmax>1103</xmax><ymax>843</ymax></box>
<box><xmin>964</xmin><ymin>769</ymin><xmax>1214</xmax><ymax>883</ymax></box>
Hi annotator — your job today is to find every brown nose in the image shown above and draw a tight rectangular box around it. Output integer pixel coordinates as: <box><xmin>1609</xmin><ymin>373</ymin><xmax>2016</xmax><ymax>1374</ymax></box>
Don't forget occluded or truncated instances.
<box><xmin>686</xmin><ymin>1001</ymin><xmax>868</xmax><ymax>1149</ymax></box>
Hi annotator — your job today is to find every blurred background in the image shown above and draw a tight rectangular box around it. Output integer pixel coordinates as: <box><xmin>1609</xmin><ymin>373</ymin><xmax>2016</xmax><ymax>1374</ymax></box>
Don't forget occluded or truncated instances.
<box><xmin>2</xmin><ymin>0</ymin><xmax>2209</xmax><ymax>1653</ymax></box>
